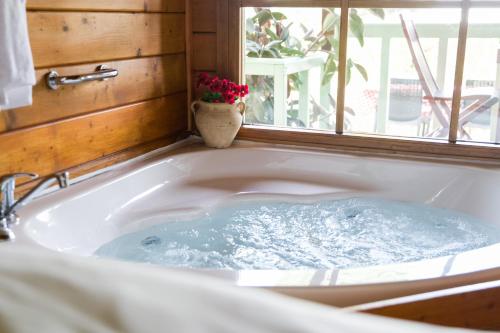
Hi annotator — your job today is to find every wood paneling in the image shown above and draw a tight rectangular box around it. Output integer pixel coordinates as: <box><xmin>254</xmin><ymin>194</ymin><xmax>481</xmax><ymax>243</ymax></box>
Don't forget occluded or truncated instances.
<box><xmin>216</xmin><ymin>0</ymin><xmax>229</xmax><ymax>77</ymax></box>
<box><xmin>0</xmin><ymin>114</ymin><xmax>8</xmax><ymax>133</ymax></box>
<box><xmin>192</xmin><ymin>33</ymin><xmax>217</xmax><ymax>71</ymax></box>
<box><xmin>27</xmin><ymin>0</ymin><xmax>185</xmax><ymax>13</ymax></box>
<box><xmin>186</xmin><ymin>0</ymin><xmax>193</xmax><ymax>130</ymax></box>
<box><xmin>192</xmin><ymin>0</ymin><xmax>217</xmax><ymax>32</ymax></box>
<box><xmin>352</xmin><ymin>280</ymin><xmax>500</xmax><ymax>331</ymax></box>
<box><xmin>2</xmin><ymin>0</ymin><xmax>188</xmax><ymax>188</ymax></box>
<box><xmin>29</xmin><ymin>12</ymin><xmax>185</xmax><ymax>68</ymax></box>
<box><xmin>4</xmin><ymin>54</ymin><xmax>186</xmax><ymax>131</ymax></box>
<box><xmin>0</xmin><ymin>93</ymin><xmax>187</xmax><ymax>178</ymax></box>
<box><xmin>238</xmin><ymin>125</ymin><xmax>500</xmax><ymax>161</ymax></box>
<box><xmin>227</xmin><ymin>0</ymin><xmax>241</xmax><ymax>81</ymax></box>
<box><xmin>189</xmin><ymin>0</ymin><xmax>232</xmax><ymax>108</ymax></box>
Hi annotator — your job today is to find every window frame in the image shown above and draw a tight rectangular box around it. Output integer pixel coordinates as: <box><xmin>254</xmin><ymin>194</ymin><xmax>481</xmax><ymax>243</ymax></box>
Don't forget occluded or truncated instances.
<box><xmin>227</xmin><ymin>0</ymin><xmax>500</xmax><ymax>161</ymax></box>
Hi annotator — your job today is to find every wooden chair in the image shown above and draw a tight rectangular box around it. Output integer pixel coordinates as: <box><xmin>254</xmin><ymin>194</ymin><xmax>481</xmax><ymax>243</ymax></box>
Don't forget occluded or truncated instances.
<box><xmin>400</xmin><ymin>14</ymin><xmax>499</xmax><ymax>140</ymax></box>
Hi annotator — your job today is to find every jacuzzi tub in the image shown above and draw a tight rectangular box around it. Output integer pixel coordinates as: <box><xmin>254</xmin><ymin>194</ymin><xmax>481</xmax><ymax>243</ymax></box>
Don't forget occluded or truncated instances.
<box><xmin>5</xmin><ymin>138</ymin><xmax>500</xmax><ymax>307</ymax></box>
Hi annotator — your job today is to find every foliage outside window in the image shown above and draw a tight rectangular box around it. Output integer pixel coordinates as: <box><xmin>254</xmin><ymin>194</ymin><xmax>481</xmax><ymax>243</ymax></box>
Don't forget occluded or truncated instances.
<box><xmin>241</xmin><ymin>3</ymin><xmax>500</xmax><ymax>147</ymax></box>
<box><xmin>245</xmin><ymin>7</ymin><xmax>384</xmax><ymax>128</ymax></box>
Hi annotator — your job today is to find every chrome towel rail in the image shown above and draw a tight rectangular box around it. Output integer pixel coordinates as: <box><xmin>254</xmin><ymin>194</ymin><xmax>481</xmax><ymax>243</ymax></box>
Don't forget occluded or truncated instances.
<box><xmin>45</xmin><ymin>65</ymin><xmax>118</xmax><ymax>90</ymax></box>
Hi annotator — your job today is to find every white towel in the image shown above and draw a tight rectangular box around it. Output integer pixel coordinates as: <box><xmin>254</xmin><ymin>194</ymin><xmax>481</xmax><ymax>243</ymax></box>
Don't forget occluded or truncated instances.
<box><xmin>0</xmin><ymin>246</ymin><xmax>481</xmax><ymax>333</ymax></box>
<box><xmin>0</xmin><ymin>0</ymin><xmax>35</xmax><ymax>110</ymax></box>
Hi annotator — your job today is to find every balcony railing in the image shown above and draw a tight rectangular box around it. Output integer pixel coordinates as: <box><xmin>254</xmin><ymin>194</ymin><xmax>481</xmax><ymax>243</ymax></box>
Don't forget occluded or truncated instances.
<box><xmin>364</xmin><ymin>22</ymin><xmax>500</xmax><ymax>138</ymax></box>
<box><xmin>245</xmin><ymin>22</ymin><xmax>500</xmax><ymax>140</ymax></box>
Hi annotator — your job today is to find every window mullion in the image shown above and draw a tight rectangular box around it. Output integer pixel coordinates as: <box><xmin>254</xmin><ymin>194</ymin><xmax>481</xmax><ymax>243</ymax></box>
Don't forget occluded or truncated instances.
<box><xmin>336</xmin><ymin>0</ymin><xmax>349</xmax><ymax>134</ymax></box>
<box><xmin>448</xmin><ymin>0</ymin><xmax>470</xmax><ymax>143</ymax></box>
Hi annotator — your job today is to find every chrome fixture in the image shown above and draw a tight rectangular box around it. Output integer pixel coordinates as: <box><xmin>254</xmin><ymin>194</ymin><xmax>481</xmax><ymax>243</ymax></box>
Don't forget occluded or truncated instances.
<box><xmin>46</xmin><ymin>65</ymin><xmax>118</xmax><ymax>90</ymax></box>
<box><xmin>0</xmin><ymin>172</ymin><xmax>70</xmax><ymax>241</ymax></box>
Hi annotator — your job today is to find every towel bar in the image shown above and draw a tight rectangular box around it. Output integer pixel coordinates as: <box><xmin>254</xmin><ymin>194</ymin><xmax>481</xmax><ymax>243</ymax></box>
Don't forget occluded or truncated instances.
<box><xmin>45</xmin><ymin>65</ymin><xmax>118</xmax><ymax>90</ymax></box>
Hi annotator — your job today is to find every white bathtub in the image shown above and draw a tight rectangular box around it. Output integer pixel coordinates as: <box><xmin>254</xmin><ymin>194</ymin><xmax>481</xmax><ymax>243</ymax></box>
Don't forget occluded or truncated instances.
<box><xmin>5</xmin><ymin>138</ymin><xmax>500</xmax><ymax>306</ymax></box>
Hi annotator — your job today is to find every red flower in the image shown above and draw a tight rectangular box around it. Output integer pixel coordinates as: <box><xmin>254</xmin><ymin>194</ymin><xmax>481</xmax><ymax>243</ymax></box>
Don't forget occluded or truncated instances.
<box><xmin>197</xmin><ymin>73</ymin><xmax>249</xmax><ymax>105</ymax></box>
<box><xmin>210</xmin><ymin>79</ymin><xmax>223</xmax><ymax>92</ymax></box>
<box><xmin>221</xmin><ymin>79</ymin><xmax>229</xmax><ymax>91</ymax></box>
<box><xmin>197</xmin><ymin>72</ymin><xmax>210</xmax><ymax>88</ymax></box>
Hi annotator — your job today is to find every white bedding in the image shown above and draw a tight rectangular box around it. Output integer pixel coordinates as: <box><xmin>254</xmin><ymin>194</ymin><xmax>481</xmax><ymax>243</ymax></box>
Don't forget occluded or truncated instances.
<box><xmin>0</xmin><ymin>246</ymin><xmax>481</xmax><ymax>333</ymax></box>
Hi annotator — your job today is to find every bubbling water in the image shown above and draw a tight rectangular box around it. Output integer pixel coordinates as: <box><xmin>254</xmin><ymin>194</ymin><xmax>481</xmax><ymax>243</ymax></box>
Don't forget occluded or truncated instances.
<box><xmin>95</xmin><ymin>198</ymin><xmax>500</xmax><ymax>270</ymax></box>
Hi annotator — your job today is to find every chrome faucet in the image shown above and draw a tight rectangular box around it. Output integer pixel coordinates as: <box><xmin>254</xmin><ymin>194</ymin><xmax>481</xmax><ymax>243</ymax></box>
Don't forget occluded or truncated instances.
<box><xmin>0</xmin><ymin>172</ymin><xmax>70</xmax><ymax>241</ymax></box>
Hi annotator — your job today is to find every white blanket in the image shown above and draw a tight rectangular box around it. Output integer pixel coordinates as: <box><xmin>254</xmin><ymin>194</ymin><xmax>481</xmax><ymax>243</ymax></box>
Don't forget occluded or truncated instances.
<box><xmin>0</xmin><ymin>0</ymin><xmax>36</xmax><ymax>110</ymax></box>
<box><xmin>0</xmin><ymin>246</ymin><xmax>482</xmax><ymax>333</ymax></box>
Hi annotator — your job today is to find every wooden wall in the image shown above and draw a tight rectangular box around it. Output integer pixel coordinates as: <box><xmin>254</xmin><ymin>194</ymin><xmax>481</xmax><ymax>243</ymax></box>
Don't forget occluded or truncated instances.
<box><xmin>190</xmin><ymin>0</ymin><xmax>231</xmax><ymax>101</ymax></box>
<box><xmin>352</xmin><ymin>280</ymin><xmax>500</xmax><ymax>331</ymax></box>
<box><xmin>0</xmin><ymin>0</ymin><xmax>187</xmax><ymax>187</ymax></box>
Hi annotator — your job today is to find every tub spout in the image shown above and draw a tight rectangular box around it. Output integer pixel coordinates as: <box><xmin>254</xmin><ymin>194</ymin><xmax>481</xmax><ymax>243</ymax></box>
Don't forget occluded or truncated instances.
<box><xmin>0</xmin><ymin>172</ymin><xmax>70</xmax><ymax>241</ymax></box>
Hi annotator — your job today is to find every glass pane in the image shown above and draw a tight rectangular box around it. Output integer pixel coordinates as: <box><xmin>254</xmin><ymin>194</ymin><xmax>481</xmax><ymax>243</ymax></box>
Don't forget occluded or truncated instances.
<box><xmin>344</xmin><ymin>8</ymin><xmax>461</xmax><ymax>139</ymax></box>
<box><xmin>243</xmin><ymin>7</ymin><xmax>339</xmax><ymax>130</ymax></box>
<box><xmin>460</xmin><ymin>8</ymin><xmax>500</xmax><ymax>144</ymax></box>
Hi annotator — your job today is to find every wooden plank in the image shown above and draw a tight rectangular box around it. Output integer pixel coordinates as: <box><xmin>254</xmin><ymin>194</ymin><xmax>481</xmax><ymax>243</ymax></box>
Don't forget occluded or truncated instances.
<box><xmin>186</xmin><ymin>0</ymin><xmax>194</xmax><ymax>130</ymax></box>
<box><xmin>28</xmin><ymin>12</ymin><xmax>185</xmax><ymax>68</ymax></box>
<box><xmin>0</xmin><ymin>93</ymin><xmax>187</xmax><ymax>178</ymax></box>
<box><xmin>217</xmin><ymin>0</ymin><xmax>230</xmax><ymax>77</ymax></box>
<box><xmin>352</xmin><ymin>280</ymin><xmax>500</xmax><ymax>330</ymax></box>
<box><xmin>335</xmin><ymin>0</ymin><xmax>348</xmax><ymax>134</ymax></box>
<box><xmin>3</xmin><ymin>55</ymin><xmax>187</xmax><ymax>131</ymax></box>
<box><xmin>27</xmin><ymin>0</ymin><xmax>185</xmax><ymax>13</ymax></box>
<box><xmin>192</xmin><ymin>0</ymin><xmax>217</xmax><ymax>32</ymax></box>
<box><xmin>165</xmin><ymin>0</ymin><xmax>186</xmax><ymax>12</ymax></box>
<box><xmin>238</xmin><ymin>125</ymin><xmax>500</xmax><ymax>161</ymax></box>
<box><xmin>228</xmin><ymin>0</ymin><xmax>242</xmax><ymax>82</ymax></box>
<box><xmin>192</xmin><ymin>33</ymin><xmax>217</xmax><ymax>71</ymax></box>
<box><xmin>449</xmin><ymin>1</ymin><xmax>470</xmax><ymax>143</ymax></box>
<box><xmin>0</xmin><ymin>112</ymin><xmax>8</xmax><ymax>132</ymax></box>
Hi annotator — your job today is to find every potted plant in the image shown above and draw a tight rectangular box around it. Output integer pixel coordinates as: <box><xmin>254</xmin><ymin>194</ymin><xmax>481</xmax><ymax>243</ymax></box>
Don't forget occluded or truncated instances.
<box><xmin>191</xmin><ymin>73</ymin><xmax>249</xmax><ymax>148</ymax></box>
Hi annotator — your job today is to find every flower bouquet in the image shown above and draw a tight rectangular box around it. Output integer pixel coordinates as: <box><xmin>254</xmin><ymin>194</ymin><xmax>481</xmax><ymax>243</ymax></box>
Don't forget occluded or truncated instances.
<box><xmin>191</xmin><ymin>73</ymin><xmax>249</xmax><ymax>148</ymax></box>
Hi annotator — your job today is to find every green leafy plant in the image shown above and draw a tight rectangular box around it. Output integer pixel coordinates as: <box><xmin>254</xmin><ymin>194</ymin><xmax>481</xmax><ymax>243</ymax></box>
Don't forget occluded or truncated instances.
<box><xmin>245</xmin><ymin>7</ymin><xmax>384</xmax><ymax>125</ymax></box>
<box><xmin>247</xmin><ymin>8</ymin><xmax>384</xmax><ymax>84</ymax></box>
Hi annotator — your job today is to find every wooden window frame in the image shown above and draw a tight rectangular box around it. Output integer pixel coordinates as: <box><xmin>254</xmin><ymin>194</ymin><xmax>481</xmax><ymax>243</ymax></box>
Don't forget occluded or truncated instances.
<box><xmin>226</xmin><ymin>0</ymin><xmax>500</xmax><ymax>161</ymax></box>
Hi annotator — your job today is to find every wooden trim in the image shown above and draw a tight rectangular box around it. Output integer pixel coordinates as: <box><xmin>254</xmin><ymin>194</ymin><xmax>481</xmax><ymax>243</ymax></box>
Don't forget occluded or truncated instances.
<box><xmin>237</xmin><ymin>125</ymin><xmax>500</xmax><ymax>161</ymax></box>
<box><xmin>191</xmin><ymin>0</ymin><xmax>218</xmax><ymax>31</ymax></box>
<box><xmin>449</xmin><ymin>0</ymin><xmax>470</xmax><ymax>143</ymax></box>
<box><xmin>192</xmin><ymin>33</ymin><xmax>218</xmax><ymax>71</ymax></box>
<box><xmin>228</xmin><ymin>0</ymin><xmax>243</xmax><ymax>83</ymax></box>
<box><xmin>335</xmin><ymin>0</ymin><xmax>349</xmax><ymax>134</ymax></box>
<box><xmin>229</xmin><ymin>0</ymin><xmax>500</xmax><ymax>158</ymax></box>
<box><xmin>217</xmin><ymin>0</ymin><xmax>230</xmax><ymax>78</ymax></box>
<box><xmin>27</xmin><ymin>0</ymin><xmax>186</xmax><ymax>13</ymax></box>
<box><xmin>351</xmin><ymin>280</ymin><xmax>500</xmax><ymax>330</ymax></box>
<box><xmin>186</xmin><ymin>0</ymin><xmax>193</xmax><ymax>131</ymax></box>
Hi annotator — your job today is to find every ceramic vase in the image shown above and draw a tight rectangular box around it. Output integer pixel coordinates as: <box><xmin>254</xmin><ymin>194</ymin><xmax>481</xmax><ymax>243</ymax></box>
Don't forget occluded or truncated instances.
<box><xmin>191</xmin><ymin>100</ymin><xmax>245</xmax><ymax>148</ymax></box>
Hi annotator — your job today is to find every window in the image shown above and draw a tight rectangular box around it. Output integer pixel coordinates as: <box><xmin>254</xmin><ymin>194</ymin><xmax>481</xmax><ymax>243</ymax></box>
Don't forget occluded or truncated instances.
<box><xmin>235</xmin><ymin>0</ymin><xmax>500</xmax><ymax>159</ymax></box>
<box><xmin>461</xmin><ymin>7</ymin><xmax>500</xmax><ymax>144</ymax></box>
<box><xmin>344</xmin><ymin>8</ymin><xmax>460</xmax><ymax>139</ymax></box>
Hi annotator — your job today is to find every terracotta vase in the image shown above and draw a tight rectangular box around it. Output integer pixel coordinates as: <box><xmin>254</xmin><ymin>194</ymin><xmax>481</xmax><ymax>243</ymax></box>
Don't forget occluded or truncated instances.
<box><xmin>191</xmin><ymin>100</ymin><xmax>245</xmax><ymax>148</ymax></box>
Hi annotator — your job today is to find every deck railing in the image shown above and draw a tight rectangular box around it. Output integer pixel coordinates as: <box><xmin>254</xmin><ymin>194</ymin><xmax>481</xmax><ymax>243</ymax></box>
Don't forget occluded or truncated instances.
<box><xmin>245</xmin><ymin>22</ymin><xmax>500</xmax><ymax>139</ymax></box>
<box><xmin>364</xmin><ymin>22</ymin><xmax>500</xmax><ymax>136</ymax></box>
